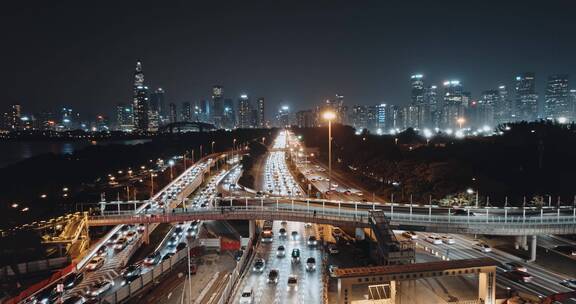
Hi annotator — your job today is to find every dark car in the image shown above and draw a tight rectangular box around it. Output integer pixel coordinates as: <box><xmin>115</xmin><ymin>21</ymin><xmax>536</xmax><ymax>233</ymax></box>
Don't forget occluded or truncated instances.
<box><xmin>144</xmin><ymin>252</ymin><xmax>162</xmax><ymax>265</ymax></box>
<box><xmin>162</xmin><ymin>252</ymin><xmax>175</xmax><ymax>261</ymax></box>
<box><xmin>234</xmin><ymin>250</ymin><xmax>244</xmax><ymax>261</ymax></box>
<box><xmin>123</xmin><ymin>264</ymin><xmax>142</xmax><ymax>282</ymax></box>
<box><xmin>176</xmin><ymin>242</ymin><xmax>187</xmax><ymax>251</ymax></box>
<box><xmin>63</xmin><ymin>272</ymin><xmax>84</xmax><ymax>290</ymax></box>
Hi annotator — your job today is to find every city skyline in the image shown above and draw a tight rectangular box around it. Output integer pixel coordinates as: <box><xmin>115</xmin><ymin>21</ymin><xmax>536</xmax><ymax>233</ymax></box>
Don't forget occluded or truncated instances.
<box><xmin>1</xmin><ymin>1</ymin><xmax>576</xmax><ymax>118</ymax></box>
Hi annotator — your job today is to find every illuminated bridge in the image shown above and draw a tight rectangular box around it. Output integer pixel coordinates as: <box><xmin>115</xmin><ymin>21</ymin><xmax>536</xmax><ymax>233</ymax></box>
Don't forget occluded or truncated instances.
<box><xmin>87</xmin><ymin>197</ymin><xmax>576</xmax><ymax>236</ymax></box>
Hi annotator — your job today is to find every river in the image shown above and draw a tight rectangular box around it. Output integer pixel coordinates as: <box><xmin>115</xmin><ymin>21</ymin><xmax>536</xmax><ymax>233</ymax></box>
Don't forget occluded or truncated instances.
<box><xmin>0</xmin><ymin>139</ymin><xmax>151</xmax><ymax>168</ymax></box>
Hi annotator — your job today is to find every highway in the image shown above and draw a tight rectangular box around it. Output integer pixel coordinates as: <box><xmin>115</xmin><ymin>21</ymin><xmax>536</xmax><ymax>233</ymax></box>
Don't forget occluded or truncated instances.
<box><xmin>232</xmin><ymin>130</ymin><xmax>324</xmax><ymax>304</ymax></box>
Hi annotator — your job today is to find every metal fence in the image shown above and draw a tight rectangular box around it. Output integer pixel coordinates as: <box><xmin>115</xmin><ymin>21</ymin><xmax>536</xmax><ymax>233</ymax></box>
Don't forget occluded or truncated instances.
<box><xmin>100</xmin><ymin>247</ymin><xmax>189</xmax><ymax>304</ymax></box>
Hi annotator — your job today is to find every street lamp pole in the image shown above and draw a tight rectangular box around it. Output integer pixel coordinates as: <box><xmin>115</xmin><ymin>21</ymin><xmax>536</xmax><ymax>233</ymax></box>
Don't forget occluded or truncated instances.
<box><xmin>211</xmin><ymin>141</ymin><xmax>215</xmax><ymax>154</ymax></box>
<box><xmin>323</xmin><ymin>111</ymin><xmax>336</xmax><ymax>191</ymax></box>
<box><xmin>150</xmin><ymin>171</ymin><xmax>155</xmax><ymax>198</ymax></box>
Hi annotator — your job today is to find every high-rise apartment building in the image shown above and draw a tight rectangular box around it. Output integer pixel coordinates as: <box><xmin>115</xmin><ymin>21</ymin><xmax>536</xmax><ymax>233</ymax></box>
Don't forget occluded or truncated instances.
<box><xmin>544</xmin><ymin>74</ymin><xmax>570</xmax><ymax>120</ymax></box>
<box><xmin>478</xmin><ymin>90</ymin><xmax>498</xmax><ymax>127</ymax></box>
<box><xmin>494</xmin><ymin>85</ymin><xmax>512</xmax><ymax>124</ymax></box>
<box><xmin>9</xmin><ymin>104</ymin><xmax>21</xmax><ymax>130</ymax></box>
<box><xmin>441</xmin><ymin>80</ymin><xmax>464</xmax><ymax>129</ymax></box>
<box><xmin>237</xmin><ymin>94</ymin><xmax>252</xmax><ymax>128</ymax></box>
<box><xmin>168</xmin><ymin>103</ymin><xmax>177</xmax><ymax>123</ymax></box>
<box><xmin>296</xmin><ymin>110</ymin><xmax>315</xmax><ymax>128</ymax></box>
<box><xmin>211</xmin><ymin>85</ymin><xmax>223</xmax><ymax>127</ymax></box>
<box><xmin>116</xmin><ymin>103</ymin><xmax>134</xmax><ymax>131</ymax></box>
<box><xmin>149</xmin><ymin>88</ymin><xmax>165</xmax><ymax>126</ymax></box>
<box><xmin>181</xmin><ymin>102</ymin><xmax>192</xmax><ymax>122</ymax></box>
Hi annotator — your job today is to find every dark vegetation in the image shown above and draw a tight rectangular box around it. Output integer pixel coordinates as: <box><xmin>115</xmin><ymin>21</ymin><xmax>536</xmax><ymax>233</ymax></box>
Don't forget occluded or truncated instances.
<box><xmin>238</xmin><ymin>140</ymin><xmax>269</xmax><ymax>189</ymax></box>
<box><xmin>293</xmin><ymin>121</ymin><xmax>576</xmax><ymax>206</ymax></box>
<box><xmin>0</xmin><ymin>129</ymin><xmax>275</xmax><ymax>229</ymax></box>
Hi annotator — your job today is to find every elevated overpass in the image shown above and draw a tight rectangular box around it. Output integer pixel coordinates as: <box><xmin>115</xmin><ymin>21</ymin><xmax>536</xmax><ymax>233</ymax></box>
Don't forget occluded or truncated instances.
<box><xmin>87</xmin><ymin>198</ymin><xmax>576</xmax><ymax>236</ymax></box>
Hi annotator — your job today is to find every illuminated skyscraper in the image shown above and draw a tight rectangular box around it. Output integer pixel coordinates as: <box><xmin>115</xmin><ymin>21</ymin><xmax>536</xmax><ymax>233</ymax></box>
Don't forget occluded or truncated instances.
<box><xmin>494</xmin><ymin>85</ymin><xmax>512</xmax><ymax>124</ymax></box>
<box><xmin>237</xmin><ymin>94</ymin><xmax>252</xmax><ymax>128</ymax></box>
<box><xmin>256</xmin><ymin>97</ymin><xmax>265</xmax><ymax>127</ymax></box>
<box><xmin>181</xmin><ymin>102</ymin><xmax>192</xmax><ymax>122</ymax></box>
<box><xmin>149</xmin><ymin>88</ymin><xmax>165</xmax><ymax>126</ymax></box>
<box><xmin>514</xmin><ymin>73</ymin><xmax>538</xmax><ymax>121</ymax></box>
<box><xmin>9</xmin><ymin>104</ymin><xmax>21</xmax><ymax>130</ymax></box>
<box><xmin>441</xmin><ymin>80</ymin><xmax>464</xmax><ymax>129</ymax></box>
<box><xmin>544</xmin><ymin>74</ymin><xmax>570</xmax><ymax>120</ymax></box>
<box><xmin>424</xmin><ymin>85</ymin><xmax>439</xmax><ymax>128</ymax></box>
<box><xmin>478</xmin><ymin>90</ymin><xmax>498</xmax><ymax>127</ymax></box>
<box><xmin>116</xmin><ymin>103</ymin><xmax>134</xmax><ymax>131</ymax></box>
<box><xmin>168</xmin><ymin>103</ymin><xmax>177</xmax><ymax>123</ymax></box>
<box><xmin>132</xmin><ymin>61</ymin><xmax>149</xmax><ymax>132</ymax></box>
<box><xmin>211</xmin><ymin>85</ymin><xmax>224</xmax><ymax>127</ymax></box>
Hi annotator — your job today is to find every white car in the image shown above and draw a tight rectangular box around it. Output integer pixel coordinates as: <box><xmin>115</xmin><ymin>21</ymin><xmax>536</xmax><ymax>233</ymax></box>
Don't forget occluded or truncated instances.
<box><xmin>402</xmin><ymin>231</ymin><xmax>418</xmax><ymax>240</ymax></box>
<box><xmin>425</xmin><ymin>235</ymin><xmax>442</xmax><ymax>245</ymax></box>
<box><xmin>86</xmin><ymin>256</ymin><xmax>105</xmax><ymax>271</ymax></box>
<box><xmin>253</xmin><ymin>258</ymin><xmax>266</xmax><ymax>272</ymax></box>
<box><xmin>306</xmin><ymin>257</ymin><xmax>316</xmax><ymax>271</ymax></box>
<box><xmin>277</xmin><ymin>245</ymin><xmax>286</xmax><ymax>257</ymax></box>
<box><xmin>441</xmin><ymin>235</ymin><xmax>455</xmax><ymax>244</ymax></box>
<box><xmin>239</xmin><ymin>287</ymin><xmax>254</xmax><ymax>304</ymax></box>
<box><xmin>474</xmin><ymin>242</ymin><xmax>492</xmax><ymax>253</ymax></box>
<box><xmin>88</xmin><ymin>280</ymin><xmax>114</xmax><ymax>297</ymax></box>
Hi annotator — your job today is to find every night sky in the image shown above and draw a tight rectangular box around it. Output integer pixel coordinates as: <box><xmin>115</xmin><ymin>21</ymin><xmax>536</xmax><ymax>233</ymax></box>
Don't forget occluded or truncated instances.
<box><xmin>1</xmin><ymin>0</ymin><xmax>576</xmax><ymax>118</ymax></box>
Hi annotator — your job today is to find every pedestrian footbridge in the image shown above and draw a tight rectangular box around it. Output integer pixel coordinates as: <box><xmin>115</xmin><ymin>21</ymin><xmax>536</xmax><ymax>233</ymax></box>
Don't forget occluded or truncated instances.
<box><xmin>87</xmin><ymin>197</ymin><xmax>576</xmax><ymax>235</ymax></box>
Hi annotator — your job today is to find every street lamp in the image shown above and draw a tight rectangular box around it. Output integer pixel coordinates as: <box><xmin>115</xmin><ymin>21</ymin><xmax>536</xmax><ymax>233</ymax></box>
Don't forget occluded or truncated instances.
<box><xmin>322</xmin><ymin>111</ymin><xmax>336</xmax><ymax>191</ymax></box>
<box><xmin>211</xmin><ymin>141</ymin><xmax>215</xmax><ymax>154</ymax></box>
<box><xmin>168</xmin><ymin>159</ymin><xmax>175</xmax><ymax>180</ymax></box>
<box><xmin>149</xmin><ymin>170</ymin><xmax>156</xmax><ymax>198</ymax></box>
<box><xmin>457</xmin><ymin>117</ymin><xmax>466</xmax><ymax>129</ymax></box>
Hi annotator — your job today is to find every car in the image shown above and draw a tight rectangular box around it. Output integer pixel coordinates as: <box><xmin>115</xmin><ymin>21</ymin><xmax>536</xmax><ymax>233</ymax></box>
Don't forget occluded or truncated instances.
<box><xmin>306</xmin><ymin>257</ymin><xmax>316</xmax><ymax>271</ymax></box>
<box><xmin>560</xmin><ymin>279</ymin><xmax>576</xmax><ymax>289</ymax></box>
<box><xmin>107</xmin><ymin>233</ymin><xmax>119</xmax><ymax>244</ymax></box>
<box><xmin>234</xmin><ymin>250</ymin><xmax>244</xmax><ymax>261</ymax></box>
<box><xmin>328</xmin><ymin>244</ymin><xmax>339</xmax><ymax>255</ymax></box>
<box><xmin>167</xmin><ymin>236</ymin><xmax>178</xmax><ymax>246</ymax></box>
<box><xmin>291</xmin><ymin>231</ymin><xmax>298</xmax><ymax>239</ymax></box>
<box><xmin>278</xmin><ymin>228</ymin><xmax>287</xmax><ymax>237</ymax></box>
<box><xmin>144</xmin><ymin>252</ymin><xmax>162</xmax><ymax>265</ymax></box>
<box><xmin>425</xmin><ymin>235</ymin><xmax>443</xmax><ymax>245</ymax></box>
<box><xmin>253</xmin><ymin>258</ymin><xmax>266</xmax><ymax>272</ymax></box>
<box><xmin>176</xmin><ymin>222</ymin><xmax>184</xmax><ymax>228</ymax></box>
<box><xmin>402</xmin><ymin>231</ymin><xmax>418</xmax><ymax>240</ymax></box>
<box><xmin>239</xmin><ymin>287</ymin><xmax>254</xmax><ymax>304</ymax></box>
<box><xmin>87</xmin><ymin>280</ymin><xmax>114</xmax><ymax>297</ymax></box>
<box><xmin>122</xmin><ymin>265</ymin><xmax>142</xmax><ymax>282</ymax></box>
<box><xmin>86</xmin><ymin>257</ymin><xmax>105</xmax><ymax>271</ymax></box>
<box><xmin>554</xmin><ymin>245</ymin><xmax>576</xmax><ymax>256</ymax></box>
<box><xmin>291</xmin><ymin>249</ymin><xmax>301</xmax><ymax>263</ymax></box>
<box><xmin>287</xmin><ymin>275</ymin><xmax>298</xmax><ymax>290</ymax></box>
<box><xmin>186</xmin><ymin>227</ymin><xmax>198</xmax><ymax>238</ymax></box>
<box><xmin>137</xmin><ymin>224</ymin><xmax>146</xmax><ymax>232</ymax></box>
<box><xmin>332</xmin><ymin>228</ymin><xmax>344</xmax><ymax>239</ymax></box>
<box><xmin>441</xmin><ymin>235</ymin><xmax>455</xmax><ymax>244</ymax></box>
<box><xmin>114</xmin><ymin>237</ymin><xmax>128</xmax><ymax>250</ymax></box>
<box><xmin>503</xmin><ymin>262</ymin><xmax>528</xmax><ymax>273</ymax></box>
<box><xmin>307</xmin><ymin>236</ymin><xmax>318</xmax><ymax>246</ymax></box>
<box><xmin>62</xmin><ymin>295</ymin><xmax>86</xmax><ymax>304</ymax></box>
<box><xmin>277</xmin><ymin>245</ymin><xmax>286</xmax><ymax>257</ymax></box>
<box><xmin>34</xmin><ymin>286</ymin><xmax>61</xmax><ymax>304</ymax></box>
<box><xmin>120</xmin><ymin>225</ymin><xmax>131</xmax><ymax>235</ymax></box>
<box><xmin>304</xmin><ymin>223</ymin><xmax>312</xmax><ymax>228</ymax></box>
<box><xmin>162</xmin><ymin>252</ymin><xmax>175</xmax><ymax>261</ymax></box>
<box><xmin>125</xmin><ymin>231</ymin><xmax>137</xmax><ymax>242</ymax></box>
<box><xmin>504</xmin><ymin>270</ymin><xmax>533</xmax><ymax>283</ymax></box>
<box><xmin>452</xmin><ymin>209</ymin><xmax>474</xmax><ymax>216</ymax></box>
<box><xmin>176</xmin><ymin>242</ymin><xmax>187</xmax><ymax>251</ymax></box>
<box><xmin>173</xmin><ymin>227</ymin><xmax>184</xmax><ymax>237</ymax></box>
<box><xmin>96</xmin><ymin>245</ymin><xmax>108</xmax><ymax>257</ymax></box>
<box><xmin>63</xmin><ymin>272</ymin><xmax>84</xmax><ymax>289</ymax></box>
<box><xmin>474</xmin><ymin>242</ymin><xmax>492</xmax><ymax>253</ymax></box>
<box><xmin>267</xmin><ymin>269</ymin><xmax>279</xmax><ymax>284</ymax></box>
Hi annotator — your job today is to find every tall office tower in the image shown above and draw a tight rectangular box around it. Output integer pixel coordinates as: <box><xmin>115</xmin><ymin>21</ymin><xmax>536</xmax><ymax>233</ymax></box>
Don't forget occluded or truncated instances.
<box><xmin>237</xmin><ymin>94</ymin><xmax>252</xmax><ymax>128</ymax></box>
<box><xmin>222</xmin><ymin>98</ymin><xmax>235</xmax><ymax>129</ymax></box>
<box><xmin>495</xmin><ymin>85</ymin><xmax>512</xmax><ymax>124</ymax></box>
<box><xmin>350</xmin><ymin>105</ymin><xmax>368</xmax><ymax>130</ymax></box>
<box><xmin>411</xmin><ymin>74</ymin><xmax>428</xmax><ymax>128</ymax></box>
<box><xmin>424</xmin><ymin>85</ymin><xmax>440</xmax><ymax>128</ymax></box>
<box><xmin>60</xmin><ymin>107</ymin><xmax>76</xmax><ymax>130</ymax></box>
<box><xmin>256</xmin><ymin>97</ymin><xmax>265</xmax><ymax>127</ymax></box>
<box><xmin>478</xmin><ymin>90</ymin><xmax>498</xmax><ymax>127</ymax></box>
<box><xmin>211</xmin><ymin>85</ymin><xmax>224</xmax><ymax>126</ymax></box>
<box><xmin>181</xmin><ymin>102</ymin><xmax>192</xmax><ymax>122</ymax></box>
<box><xmin>9</xmin><ymin>104</ymin><xmax>21</xmax><ymax>130</ymax></box>
<box><xmin>544</xmin><ymin>74</ymin><xmax>570</xmax><ymax>120</ymax></box>
<box><xmin>276</xmin><ymin>105</ymin><xmax>291</xmax><ymax>127</ymax></box>
<box><xmin>0</xmin><ymin>111</ymin><xmax>10</xmax><ymax>131</ymax></box>
<box><xmin>149</xmin><ymin>88</ymin><xmax>165</xmax><ymax>126</ymax></box>
<box><xmin>570</xmin><ymin>89</ymin><xmax>576</xmax><ymax>121</ymax></box>
<box><xmin>199</xmin><ymin>99</ymin><xmax>210</xmax><ymax>122</ymax></box>
<box><xmin>116</xmin><ymin>103</ymin><xmax>134</xmax><ymax>131</ymax></box>
<box><xmin>132</xmin><ymin>61</ymin><xmax>149</xmax><ymax>132</ymax></box>
<box><xmin>386</xmin><ymin>105</ymin><xmax>403</xmax><ymax>131</ymax></box>
<box><xmin>441</xmin><ymin>80</ymin><xmax>464</xmax><ymax>129</ymax></box>
<box><xmin>366</xmin><ymin>105</ymin><xmax>378</xmax><ymax>132</ymax></box>
<box><xmin>515</xmin><ymin>73</ymin><xmax>538</xmax><ymax>121</ymax></box>
<box><xmin>296</xmin><ymin>110</ymin><xmax>315</xmax><ymax>128</ymax></box>
<box><xmin>168</xmin><ymin>103</ymin><xmax>177</xmax><ymax>123</ymax></box>
<box><xmin>403</xmin><ymin>105</ymin><xmax>420</xmax><ymax>129</ymax></box>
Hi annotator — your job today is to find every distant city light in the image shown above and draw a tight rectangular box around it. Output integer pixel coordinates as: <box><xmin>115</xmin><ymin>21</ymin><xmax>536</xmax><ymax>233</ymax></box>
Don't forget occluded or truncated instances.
<box><xmin>281</xmin><ymin>105</ymin><xmax>290</xmax><ymax>111</ymax></box>
<box><xmin>422</xmin><ymin>128</ymin><xmax>433</xmax><ymax>138</ymax></box>
<box><xmin>240</xmin><ymin>94</ymin><xmax>248</xmax><ymax>99</ymax></box>
<box><xmin>558</xmin><ymin>117</ymin><xmax>568</xmax><ymax>124</ymax></box>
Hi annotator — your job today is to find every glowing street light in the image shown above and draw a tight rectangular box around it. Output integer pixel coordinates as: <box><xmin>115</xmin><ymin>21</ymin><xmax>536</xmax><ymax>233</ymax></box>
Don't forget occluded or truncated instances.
<box><xmin>457</xmin><ymin>117</ymin><xmax>466</xmax><ymax>129</ymax></box>
<box><xmin>323</xmin><ymin>111</ymin><xmax>336</xmax><ymax>191</ymax></box>
<box><xmin>168</xmin><ymin>159</ymin><xmax>175</xmax><ymax>180</ymax></box>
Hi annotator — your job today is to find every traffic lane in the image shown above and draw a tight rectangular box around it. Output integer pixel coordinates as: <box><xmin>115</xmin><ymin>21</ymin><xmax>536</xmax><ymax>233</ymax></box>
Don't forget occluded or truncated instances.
<box><xmin>411</xmin><ymin>232</ymin><xmax>573</xmax><ymax>297</ymax></box>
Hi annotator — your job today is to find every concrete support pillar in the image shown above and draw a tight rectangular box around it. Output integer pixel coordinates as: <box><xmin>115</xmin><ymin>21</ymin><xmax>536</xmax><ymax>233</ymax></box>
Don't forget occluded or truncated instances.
<box><xmin>390</xmin><ymin>280</ymin><xmax>397</xmax><ymax>303</ymax></box>
<box><xmin>337</xmin><ymin>279</ymin><xmax>351</xmax><ymax>304</ymax></box>
<box><xmin>528</xmin><ymin>235</ymin><xmax>537</xmax><ymax>262</ymax></box>
<box><xmin>514</xmin><ymin>235</ymin><xmax>528</xmax><ymax>250</ymax></box>
<box><xmin>478</xmin><ymin>268</ymin><xmax>496</xmax><ymax>304</ymax></box>
<box><xmin>143</xmin><ymin>224</ymin><xmax>150</xmax><ymax>244</ymax></box>
<box><xmin>249</xmin><ymin>220</ymin><xmax>256</xmax><ymax>239</ymax></box>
